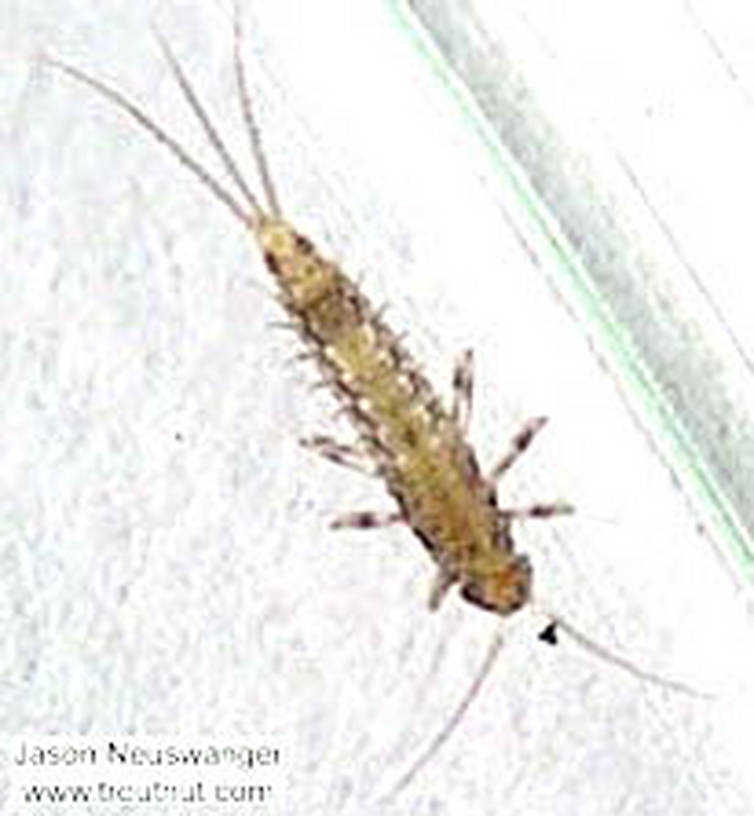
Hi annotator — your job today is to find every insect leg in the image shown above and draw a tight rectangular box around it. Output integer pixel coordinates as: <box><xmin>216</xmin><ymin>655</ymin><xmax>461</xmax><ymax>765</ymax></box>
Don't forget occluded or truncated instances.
<box><xmin>488</xmin><ymin>416</ymin><xmax>548</xmax><ymax>482</ymax></box>
<box><xmin>300</xmin><ymin>435</ymin><xmax>376</xmax><ymax>475</ymax></box>
<box><xmin>451</xmin><ymin>349</ymin><xmax>474</xmax><ymax>436</ymax></box>
<box><xmin>329</xmin><ymin>510</ymin><xmax>405</xmax><ymax>530</ymax></box>
<box><xmin>428</xmin><ymin>568</ymin><xmax>456</xmax><ymax>611</ymax></box>
<box><xmin>498</xmin><ymin>501</ymin><xmax>574</xmax><ymax>522</ymax></box>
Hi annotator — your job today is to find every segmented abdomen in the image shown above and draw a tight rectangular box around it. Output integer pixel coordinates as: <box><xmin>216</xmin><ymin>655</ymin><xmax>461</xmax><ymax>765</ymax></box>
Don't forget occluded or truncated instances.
<box><xmin>258</xmin><ymin>217</ymin><xmax>502</xmax><ymax>579</ymax></box>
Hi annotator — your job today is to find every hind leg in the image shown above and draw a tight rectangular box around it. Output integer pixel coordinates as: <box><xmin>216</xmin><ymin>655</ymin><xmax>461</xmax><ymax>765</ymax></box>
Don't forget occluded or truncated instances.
<box><xmin>451</xmin><ymin>349</ymin><xmax>474</xmax><ymax>436</ymax></box>
<box><xmin>300</xmin><ymin>435</ymin><xmax>376</xmax><ymax>476</ymax></box>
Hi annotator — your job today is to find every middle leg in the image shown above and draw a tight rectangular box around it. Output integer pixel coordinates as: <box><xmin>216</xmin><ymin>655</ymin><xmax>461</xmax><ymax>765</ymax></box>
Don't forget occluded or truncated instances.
<box><xmin>488</xmin><ymin>416</ymin><xmax>548</xmax><ymax>482</ymax></box>
<box><xmin>330</xmin><ymin>510</ymin><xmax>405</xmax><ymax>530</ymax></box>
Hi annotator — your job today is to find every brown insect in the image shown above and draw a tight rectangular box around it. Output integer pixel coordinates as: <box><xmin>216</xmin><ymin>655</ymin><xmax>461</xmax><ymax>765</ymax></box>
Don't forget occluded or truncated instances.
<box><xmin>44</xmin><ymin>9</ymin><xmax>701</xmax><ymax>798</ymax></box>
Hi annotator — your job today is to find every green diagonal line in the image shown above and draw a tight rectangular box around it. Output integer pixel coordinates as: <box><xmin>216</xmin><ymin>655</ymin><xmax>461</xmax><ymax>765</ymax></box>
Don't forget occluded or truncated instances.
<box><xmin>386</xmin><ymin>0</ymin><xmax>754</xmax><ymax>582</ymax></box>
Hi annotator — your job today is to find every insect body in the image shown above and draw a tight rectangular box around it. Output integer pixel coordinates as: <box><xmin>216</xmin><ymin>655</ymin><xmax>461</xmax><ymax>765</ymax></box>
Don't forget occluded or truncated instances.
<box><xmin>262</xmin><ymin>214</ymin><xmax>546</xmax><ymax>616</ymax></box>
<box><xmin>48</xmin><ymin>22</ymin><xmax>570</xmax><ymax>621</ymax></box>
<box><xmin>48</xmin><ymin>12</ymin><xmax>686</xmax><ymax>797</ymax></box>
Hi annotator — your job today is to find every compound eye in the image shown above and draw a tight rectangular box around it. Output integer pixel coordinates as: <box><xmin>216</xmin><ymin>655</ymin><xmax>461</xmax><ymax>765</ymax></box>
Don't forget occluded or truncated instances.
<box><xmin>459</xmin><ymin>580</ymin><xmax>497</xmax><ymax>613</ymax></box>
<box><xmin>459</xmin><ymin>555</ymin><xmax>532</xmax><ymax>616</ymax></box>
<box><xmin>505</xmin><ymin>554</ymin><xmax>533</xmax><ymax>613</ymax></box>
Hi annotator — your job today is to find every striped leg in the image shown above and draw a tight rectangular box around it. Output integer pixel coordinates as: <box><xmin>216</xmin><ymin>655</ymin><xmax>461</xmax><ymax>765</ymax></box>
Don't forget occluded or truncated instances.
<box><xmin>300</xmin><ymin>435</ymin><xmax>375</xmax><ymax>476</ymax></box>
<box><xmin>451</xmin><ymin>349</ymin><xmax>474</xmax><ymax>436</ymax></box>
<box><xmin>330</xmin><ymin>510</ymin><xmax>405</xmax><ymax>530</ymax></box>
<box><xmin>488</xmin><ymin>416</ymin><xmax>548</xmax><ymax>482</ymax></box>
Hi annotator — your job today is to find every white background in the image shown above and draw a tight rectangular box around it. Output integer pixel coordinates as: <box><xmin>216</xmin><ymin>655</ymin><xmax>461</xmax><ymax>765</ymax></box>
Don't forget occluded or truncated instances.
<box><xmin>2</xmin><ymin>1</ymin><xmax>754</xmax><ymax>814</ymax></box>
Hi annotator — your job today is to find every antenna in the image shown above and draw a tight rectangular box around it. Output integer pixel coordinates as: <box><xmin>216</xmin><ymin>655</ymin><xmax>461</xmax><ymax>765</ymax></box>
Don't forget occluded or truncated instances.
<box><xmin>533</xmin><ymin>604</ymin><xmax>711</xmax><ymax>699</ymax></box>
<box><xmin>382</xmin><ymin>605</ymin><xmax>709</xmax><ymax>802</ymax></box>
<box><xmin>380</xmin><ymin>626</ymin><xmax>506</xmax><ymax>803</ymax></box>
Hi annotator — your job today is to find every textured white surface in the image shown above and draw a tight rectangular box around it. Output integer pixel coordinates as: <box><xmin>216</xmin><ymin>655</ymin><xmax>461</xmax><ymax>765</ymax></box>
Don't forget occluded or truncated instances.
<box><xmin>2</xmin><ymin>1</ymin><xmax>754</xmax><ymax>815</ymax></box>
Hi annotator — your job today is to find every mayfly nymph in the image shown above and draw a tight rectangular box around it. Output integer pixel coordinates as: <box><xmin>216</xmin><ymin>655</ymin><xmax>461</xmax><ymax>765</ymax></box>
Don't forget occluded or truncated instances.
<box><xmin>45</xmin><ymin>21</ymin><xmax>571</xmax><ymax>625</ymax></box>
<box><xmin>45</xmin><ymin>10</ymin><xmax>700</xmax><ymax>797</ymax></box>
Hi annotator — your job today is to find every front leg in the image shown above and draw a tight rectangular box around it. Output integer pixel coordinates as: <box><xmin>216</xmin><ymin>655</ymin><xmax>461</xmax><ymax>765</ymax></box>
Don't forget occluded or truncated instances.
<box><xmin>498</xmin><ymin>501</ymin><xmax>574</xmax><ymax>522</ymax></box>
<box><xmin>428</xmin><ymin>568</ymin><xmax>457</xmax><ymax>611</ymax></box>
